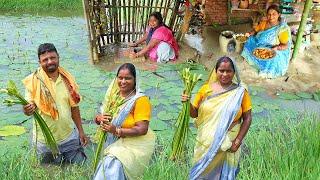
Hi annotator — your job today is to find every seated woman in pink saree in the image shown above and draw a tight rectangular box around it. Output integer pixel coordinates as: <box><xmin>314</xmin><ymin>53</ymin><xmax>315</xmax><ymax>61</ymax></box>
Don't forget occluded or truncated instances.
<box><xmin>129</xmin><ymin>12</ymin><xmax>179</xmax><ymax>63</ymax></box>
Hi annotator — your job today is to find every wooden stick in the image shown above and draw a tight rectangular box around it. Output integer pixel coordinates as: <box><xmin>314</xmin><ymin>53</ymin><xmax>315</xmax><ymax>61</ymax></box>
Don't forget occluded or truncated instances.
<box><xmin>105</xmin><ymin>5</ymin><xmax>174</xmax><ymax>9</ymax></box>
<box><xmin>128</xmin><ymin>0</ymin><xmax>131</xmax><ymax>42</ymax></box>
<box><xmin>145</xmin><ymin>0</ymin><xmax>153</xmax><ymax>27</ymax></box>
<box><xmin>82</xmin><ymin>0</ymin><xmax>99</xmax><ymax>63</ymax></box>
<box><xmin>173</xmin><ymin>2</ymin><xmax>183</xmax><ymax>33</ymax></box>
<box><xmin>159</xmin><ymin>0</ymin><xmax>164</xmax><ymax>15</ymax></box>
<box><xmin>100</xmin><ymin>31</ymin><xmax>144</xmax><ymax>36</ymax></box>
<box><xmin>163</xmin><ymin>0</ymin><xmax>169</xmax><ymax>23</ymax></box>
<box><xmin>100</xmin><ymin>1</ymin><xmax>107</xmax><ymax>46</ymax></box>
<box><xmin>107</xmin><ymin>0</ymin><xmax>113</xmax><ymax>43</ymax></box>
<box><xmin>113</xmin><ymin>0</ymin><xmax>120</xmax><ymax>43</ymax></box>
<box><xmin>118</xmin><ymin>0</ymin><xmax>122</xmax><ymax>42</ymax></box>
<box><xmin>122</xmin><ymin>0</ymin><xmax>127</xmax><ymax>42</ymax></box>
<box><xmin>132</xmin><ymin>0</ymin><xmax>136</xmax><ymax>41</ymax></box>
<box><xmin>138</xmin><ymin>0</ymin><xmax>146</xmax><ymax>40</ymax></box>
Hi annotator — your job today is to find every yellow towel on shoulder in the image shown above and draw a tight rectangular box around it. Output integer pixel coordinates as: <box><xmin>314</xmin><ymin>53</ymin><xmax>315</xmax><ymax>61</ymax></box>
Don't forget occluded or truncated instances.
<box><xmin>22</xmin><ymin>67</ymin><xmax>80</xmax><ymax>120</ymax></box>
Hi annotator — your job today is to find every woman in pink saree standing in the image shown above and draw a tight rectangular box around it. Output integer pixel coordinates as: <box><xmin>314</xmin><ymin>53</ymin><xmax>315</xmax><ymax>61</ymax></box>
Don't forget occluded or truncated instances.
<box><xmin>129</xmin><ymin>12</ymin><xmax>179</xmax><ymax>63</ymax></box>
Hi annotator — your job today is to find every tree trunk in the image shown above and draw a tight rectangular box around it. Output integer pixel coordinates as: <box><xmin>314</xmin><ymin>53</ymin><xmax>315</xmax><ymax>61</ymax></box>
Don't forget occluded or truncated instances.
<box><xmin>291</xmin><ymin>0</ymin><xmax>313</xmax><ymax>61</ymax></box>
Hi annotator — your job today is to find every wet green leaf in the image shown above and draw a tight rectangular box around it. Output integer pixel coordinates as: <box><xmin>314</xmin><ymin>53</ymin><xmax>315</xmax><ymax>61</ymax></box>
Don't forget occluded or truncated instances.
<box><xmin>295</xmin><ymin>92</ymin><xmax>313</xmax><ymax>99</ymax></box>
<box><xmin>277</xmin><ymin>92</ymin><xmax>300</xmax><ymax>100</ymax></box>
<box><xmin>250</xmin><ymin>91</ymin><xmax>258</xmax><ymax>96</ymax></box>
<box><xmin>252</xmin><ymin>106</ymin><xmax>264</xmax><ymax>114</ymax></box>
<box><xmin>249</xmin><ymin>86</ymin><xmax>266</xmax><ymax>93</ymax></box>
<box><xmin>151</xmin><ymin>99</ymin><xmax>160</xmax><ymax>106</ymax></box>
<box><xmin>0</xmin><ymin>125</ymin><xmax>26</xmax><ymax>136</ymax></box>
<box><xmin>150</xmin><ymin>119</ymin><xmax>168</xmax><ymax>131</ymax></box>
<box><xmin>157</xmin><ymin>111</ymin><xmax>177</xmax><ymax>121</ymax></box>
<box><xmin>312</xmin><ymin>93</ymin><xmax>320</xmax><ymax>101</ymax></box>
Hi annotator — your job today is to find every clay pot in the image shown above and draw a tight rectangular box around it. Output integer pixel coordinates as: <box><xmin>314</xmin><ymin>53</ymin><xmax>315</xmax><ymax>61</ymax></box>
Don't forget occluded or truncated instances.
<box><xmin>231</xmin><ymin>0</ymin><xmax>240</xmax><ymax>9</ymax></box>
<box><xmin>239</xmin><ymin>0</ymin><xmax>249</xmax><ymax>9</ymax></box>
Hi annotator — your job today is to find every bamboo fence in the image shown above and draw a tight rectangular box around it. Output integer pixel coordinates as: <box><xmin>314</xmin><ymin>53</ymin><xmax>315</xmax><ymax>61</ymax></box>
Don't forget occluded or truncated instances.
<box><xmin>82</xmin><ymin>0</ymin><xmax>184</xmax><ymax>63</ymax></box>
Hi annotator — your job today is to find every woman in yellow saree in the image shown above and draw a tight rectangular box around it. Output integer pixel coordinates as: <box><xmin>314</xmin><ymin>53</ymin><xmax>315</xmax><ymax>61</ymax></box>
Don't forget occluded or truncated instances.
<box><xmin>182</xmin><ymin>56</ymin><xmax>252</xmax><ymax>179</ymax></box>
<box><xmin>93</xmin><ymin>63</ymin><xmax>156</xmax><ymax>180</ymax></box>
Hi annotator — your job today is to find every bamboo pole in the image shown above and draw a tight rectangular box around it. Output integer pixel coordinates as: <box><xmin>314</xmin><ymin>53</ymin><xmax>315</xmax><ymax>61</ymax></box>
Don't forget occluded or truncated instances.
<box><xmin>82</xmin><ymin>0</ymin><xmax>99</xmax><ymax>64</ymax></box>
<box><xmin>118</xmin><ymin>0</ymin><xmax>122</xmax><ymax>42</ymax></box>
<box><xmin>171</xmin><ymin>1</ymin><xmax>183</xmax><ymax>33</ymax></box>
<box><xmin>291</xmin><ymin>0</ymin><xmax>313</xmax><ymax>61</ymax></box>
<box><xmin>169</xmin><ymin>0</ymin><xmax>178</xmax><ymax>28</ymax></box>
<box><xmin>147</xmin><ymin>0</ymin><xmax>153</xmax><ymax>24</ymax></box>
<box><xmin>100</xmin><ymin>1</ymin><xmax>107</xmax><ymax>46</ymax></box>
<box><xmin>101</xmin><ymin>32</ymin><xmax>144</xmax><ymax>36</ymax></box>
<box><xmin>107</xmin><ymin>0</ymin><xmax>113</xmax><ymax>43</ymax></box>
<box><xmin>138</xmin><ymin>0</ymin><xmax>146</xmax><ymax>40</ymax></box>
<box><xmin>134</xmin><ymin>0</ymin><xmax>141</xmax><ymax>40</ymax></box>
<box><xmin>163</xmin><ymin>0</ymin><xmax>169</xmax><ymax>23</ymax></box>
<box><xmin>122</xmin><ymin>0</ymin><xmax>127</xmax><ymax>42</ymax></box>
<box><xmin>177</xmin><ymin>4</ymin><xmax>193</xmax><ymax>41</ymax></box>
<box><xmin>160</xmin><ymin>0</ymin><xmax>165</xmax><ymax>15</ymax></box>
<box><xmin>132</xmin><ymin>0</ymin><xmax>137</xmax><ymax>41</ymax></box>
<box><xmin>105</xmin><ymin>5</ymin><xmax>174</xmax><ymax>9</ymax></box>
<box><xmin>102</xmin><ymin>0</ymin><xmax>109</xmax><ymax>44</ymax></box>
<box><xmin>128</xmin><ymin>0</ymin><xmax>131</xmax><ymax>42</ymax></box>
<box><xmin>112</xmin><ymin>0</ymin><xmax>120</xmax><ymax>43</ymax></box>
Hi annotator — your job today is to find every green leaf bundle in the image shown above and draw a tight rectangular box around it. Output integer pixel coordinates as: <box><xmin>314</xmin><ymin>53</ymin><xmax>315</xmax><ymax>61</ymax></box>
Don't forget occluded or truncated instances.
<box><xmin>1</xmin><ymin>80</ymin><xmax>59</xmax><ymax>157</ymax></box>
<box><xmin>170</xmin><ymin>68</ymin><xmax>202</xmax><ymax>161</ymax></box>
<box><xmin>93</xmin><ymin>80</ymin><xmax>126</xmax><ymax>171</ymax></box>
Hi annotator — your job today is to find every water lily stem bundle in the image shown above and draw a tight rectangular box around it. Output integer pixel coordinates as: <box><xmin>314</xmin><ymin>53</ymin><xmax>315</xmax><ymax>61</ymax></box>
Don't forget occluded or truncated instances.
<box><xmin>93</xmin><ymin>80</ymin><xmax>126</xmax><ymax>171</ymax></box>
<box><xmin>171</xmin><ymin>68</ymin><xmax>202</xmax><ymax>161</ymax></box>
<box><xmin>0</xmin><ymin>80</ymin><xmax>59</xmax><ymax>157</ymax></box>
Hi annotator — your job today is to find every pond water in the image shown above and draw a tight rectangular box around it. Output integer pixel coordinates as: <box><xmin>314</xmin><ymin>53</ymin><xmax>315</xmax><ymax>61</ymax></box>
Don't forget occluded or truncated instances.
<box><xmin>0</xmin><ymin>14</ymin><xmax>319</xmax><ymax>154</ymax></box>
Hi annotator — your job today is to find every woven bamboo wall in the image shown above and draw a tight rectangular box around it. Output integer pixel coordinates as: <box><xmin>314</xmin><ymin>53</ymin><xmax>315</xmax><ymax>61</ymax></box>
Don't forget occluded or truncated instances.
<box><xmin>83</xmin><ymin>0</ymin><xmax>183</xmax><ymax>63</ymax></box>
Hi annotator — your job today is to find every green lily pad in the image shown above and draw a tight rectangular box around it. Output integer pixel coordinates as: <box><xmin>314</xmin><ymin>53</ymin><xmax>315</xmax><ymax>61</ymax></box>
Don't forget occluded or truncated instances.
<box><xmin>150</xmin><ymin>119</ymin><xmax>168</xmax><ymax>131</ymax></box>
<box><xmin>277</xmin><ymin>92</ymin><xmax>300</xmax><ymax>100</ymax></box>
<box><xmin>151</xmin><ymin>99</ymin><xmax>161</xmax><ymax>106</ymax></box>
<box><xmin>157</xmin><ymin>111</ymin><xmax>177</xmax><ymax>121</ymax></box>
<box><xmin>82</xmin><ymin>123</ymin><xmax>97</xmax><ymax>135</ymax></box>
<box><xmin>295</xmin><ymin>92</ymin><xmax>313</xmax><ymax>99</ymax></box>
<box><xmin>252</xmin><ymin>105</ymin><xmax>264</xmax><ymax>114</ymax></box>
<box><xmin>159</xmin><ymin>98</ymin><xmax>176</xmax><ymax>106</ymax></box>
<box><xmin>250</xmin><ymin>91</ymin><xmax>258</xmax><ymax>96</ymax></box>
<box><xmin>0</xmin><ymin>125</ymin><xmax>26</xmax><ymax>136</ymax></box>
<box><xmin>249</xmin><ymin>86</ymin><xmax>266</xmax><ymax>93</ymax></box>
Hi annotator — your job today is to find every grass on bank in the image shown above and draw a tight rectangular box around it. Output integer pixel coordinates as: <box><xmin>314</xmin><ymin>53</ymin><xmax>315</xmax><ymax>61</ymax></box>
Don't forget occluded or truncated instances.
<box><xmin>238</xmin><ymin>112</ymin><xmax>320</xmax><ymax>179</ymax></box>
<box><xmin>0</xmin><ymin>0</ymin><xmax>82</xmax><ymax>13</ymax></box>
<box><xmin>0</xmin><ymin>112</ymin><xmax>319</xmax><ymax>179</ymax></box>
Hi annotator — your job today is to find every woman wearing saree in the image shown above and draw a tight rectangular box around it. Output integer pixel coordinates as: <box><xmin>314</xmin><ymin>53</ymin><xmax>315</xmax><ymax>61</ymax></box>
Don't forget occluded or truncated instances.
<box><xmin>181</xmin><ymin>56</ymin><xmax>252</xmax><ymax>179</ymax></box>
<box><xmin>93</xmin><ymin>63</ymin><xmax>155</xmax><ymax>180</ymax></box>
<box><xmin>128</xmin><ymin>11</ymin><xmax>179</xmax><ymax>63</ymax></box>
<box><xmin>241</xmin><ymin>4</ymin><xmax>292</xmax><ymax>78</ymax></box>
